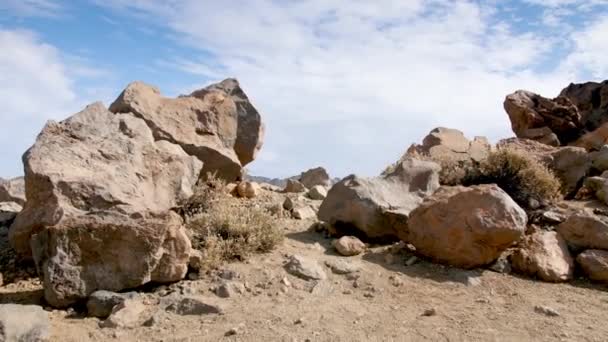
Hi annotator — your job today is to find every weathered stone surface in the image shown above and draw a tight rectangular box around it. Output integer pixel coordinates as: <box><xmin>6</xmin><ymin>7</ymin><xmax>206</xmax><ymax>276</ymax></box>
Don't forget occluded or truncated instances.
<box><xmin>504</xmin><ymin>81</ymin><xmax>608</xmax><ymax>149</ymax></box>
<box><xmin>318</xmin><ymin>158</ymin><xmax>440</xmax><ymax>240</ymax></box>
<box><xmin>0</xmin><ymin>201</ymin><xmax>21</xmax><ymax>226</ymax></box>
<box><xmin>101</xmin><ymin>298</ymin><xmax>150</xmax><ymax>329</ymax></box>
<box><xmin>298</xmin><ymin>167</ymin><xmax>331</xmax><ymax>188</ymax></box>
<box><xmin>0</xmin><ymin>304</ymin><xmax>49</xmax><ymax>341</ymax></box>
<box><xmin>404</xmin><ymin>185</ymin><xmax>527</xmax><ymax>268</ymax></box>
<box><xmin>284</xmin><ymin>179</ymin><xmax>307</xmax><ymax>193</ymax></box>
<box><xmin>10</xmin><ymin>102</ymin><xmax>199</xmax><ymax>307</ymax></box>
<box><xmin>577</xmin><ymin>249</ymin><xmax>608</xmax><ymax>283</ymax></box>
<box><xmin>557</xmin><ymin>213</ymin><xmax>608</xmax><ymax>250</ymax></box>
<box><xmin>511</xmin><ymin>230</ymin><xmax>574</xmax><ymax>282</ymax></box>
<box><xmin>333</xmin><ymin>236</ymin><xmax>366</xmax><ymax>256</ymax></box>
<box><xmin>236</xmin><ymin>181</ymin><xmax>260</xmax><ymax>199</ymax></box>
<box><xmin>110</xmin><ymin>79</ymin><xmax>264</xmax><ymax>181</ymax></box>
<box><xmin>292</xmin><ymin>206</ymin><xmax>316</xmax><ymax>220</ymax></box>
<box><xmin>0</xmin><ymin>177</ymin><xmax>25</xmax><ymax>205</ymax></box>
<box><xmin>162</xmin><ymin>296</ymin><xmax>224</xmax><ymax>316</ymax></box>
<box><xmin>324</xmin><ymin>259</ymin><xmax>361</xmax><ymax>274</ymax></box>
<box><xmin>308</xmin><ymin>185</ymin><xmax>328</xmax><ymax>200</ymax></box>
<box><xmin>87</xmin><ymin>290</ymin><xmax>137</xmax><ymax>318</ymax></box>
<box><xmin>406</xmin><ymin>127</ymin><xmax>491</xmax><ymax>162</ymax></box>
<box><xmin>284</xmin><ymin>255</ymin><xmax>326</xmax><ymax>280</ymax></box>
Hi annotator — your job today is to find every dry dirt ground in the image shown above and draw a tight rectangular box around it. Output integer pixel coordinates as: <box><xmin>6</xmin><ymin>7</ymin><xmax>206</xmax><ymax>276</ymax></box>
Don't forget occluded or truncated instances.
<box><xmin>2</xmin><ymin>217</ymin><xmax>608</xmax><ymax>342</ymax></box>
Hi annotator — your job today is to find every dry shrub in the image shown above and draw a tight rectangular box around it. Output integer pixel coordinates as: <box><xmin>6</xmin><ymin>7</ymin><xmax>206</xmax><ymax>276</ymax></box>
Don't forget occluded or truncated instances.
<box><xmin>468</xmin><ymin>148</ymin><xmax>562</xmax><ymax>207</ymax></box>
<box><xmin>185</xmin><ymin>174</ymin><xmax>283</xmax><ymax>270</ymax></box>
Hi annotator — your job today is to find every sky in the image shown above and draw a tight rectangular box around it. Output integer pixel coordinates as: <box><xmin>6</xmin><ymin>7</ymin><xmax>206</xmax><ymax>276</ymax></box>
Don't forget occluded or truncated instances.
<box><xmin>1</xmin><ymin>0</ymin><xmax>607</xmax><ymax>179</ymax></box>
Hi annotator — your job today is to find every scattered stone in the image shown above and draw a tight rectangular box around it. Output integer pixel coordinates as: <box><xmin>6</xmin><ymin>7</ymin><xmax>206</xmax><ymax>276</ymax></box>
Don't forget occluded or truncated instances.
<box><xmin>576</xmin><ymin>249</ymin><xmax>608</xmax><ymax>283</ymax></box>
<box><xmin>557</xmin><ymin>213</ymin><xmax>608</xmax><ymax>250</ymax></box>
<box><xmin>405</xmin><ymin>185</ymin><xmax>527</xmax><ymax>268</ymax></box>
<box><xmin>214</xmin><ymin>281</ymin><xmax>245</xmax><ymax>298</ymax></box>
<box><xmin>163</xmin><ymin>296</ymin><xmax>224</xmax><ymax>316</ymax></box>
<box><xmin>389</xmin><ymin>275</ymin><xmax>404</xmax><ymax>287</ymax></box>
<box><xmin>318</xmin><ymin>158</ymin><xmax>440</xmax><ymax>240</ymax></box>
<box><xmin>87</xmin><ymin>290</ymin><xmax>137</xmax><ymax>318</ymax></box>
<box><xmin>534</xmin><ymin>305</ymin><xmax>560</xmax><ymax>317</ymax></box>
<box><xmin>422</xmin><ymin>308</ymin><xmax>437</xmax><ymax>317</ymax></box>
<box><xmin>489</xmin><ymin>252</ymin><xmax>512</xmax><ymax>274</ymax></box>
<box><xmin>0</xmin><ymin>304</ymin><xmax>49</xmax><ymax>341</ymax></box>
<box><xmin>292</xmin><ymin>206</ymin><xmax>317</xmax><ymax>220</ymax></box>
<box><xmin>283</xmin><ymin>197</ymin><xmax>296</xmax><ymax>211</ymax></box>
<box><xmin>310</xmin><ymin>281</ymin><xmax>334</xmax><ymax>295</ymax></box>
<box><xmin>299</xmin><ymin>167</ymin><xmax>331</xmax><ymax>189</ymax></box>
<box><xmin>294</xmin><ymin>318</ymin><xmax>304</xmax><ymax>325</ymax></box>
<box><xmin>280</xmin><ymin>277</ymin><xmax>292</xmax><ymax>287</ymax></box>
<box><xmin>511</xmin><ymin>230</ymin><xmax>574</xmax><ymax>282</ymax></box>
<box><xmin>236</xmin><ymin>181</ymin><xmax>261</xmax><ymax>199</ymax></box>
<box><xmin>284</xmin><ymin>179</ymin><xmax>307</xmax><ymax>193</ymax></box>
<box><xmin>189</xmin><ymin>250</ymin><xmax>204</xmax><ymax>271</ymax></box>
<box><xmin>541</xmin><ymin>210</ymin><xmax>566</xmax><ymax>224</ymax></box>
<box><xmin>285</xmin><ymin>255</ymin><xmax>327</xmax><ymax>280</ymax></box>
<box><xmin>324</xmin><ymin>259</ymin><xmax>361</xmax><ymax>275</ymax></box>
<box><xmin>217</xmin><ymin>269</ymin><xmax>240</xmax><ymax>281</ymax></box>
<box><xmin>308</xmin><ymin>185</ymin><xmax>328</xmax><ymax>200</ymax></box>
<box><xmin>101</xmin><ymin>299</ymin><xmax>150</xmax><ymax>329</ymax></box>
<box><xmin>333</xmin><ymin>236</ymin><xmax>366</xmax><ymax>256</ymax></box>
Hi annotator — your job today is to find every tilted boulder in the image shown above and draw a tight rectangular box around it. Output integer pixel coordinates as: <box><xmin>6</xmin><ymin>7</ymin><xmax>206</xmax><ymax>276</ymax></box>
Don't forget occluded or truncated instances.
<box><xmin>404</xmin><ymin>184</ymin><xmax>527</xmax><ymax>268</ymax></box>
<box><xmin>298</xmin><ymin>167</ymin><xmax>331</xmax><ymax>188</ymax></box>
<box><xmin>406</xmin><ymin>127</ymin><xmax>491</xmax><ymax>162</ymax></box>
<box><xmin>504</xmin><ymin>81</ymin><xmax>608</xmax><ymax>149</ymax></box>
<box><xmin>318</xmin><ymin>158</ymin><xmax>440</xmax><ymax>240</ymax></box>
<box><xmin>511</xmin><ymin>230</ymin><xmax>574</xmax><ymax>282</ymax></box>
<box><xmin>577</xmin><ymin>249</ymin><xmax>608</xmax><ymax>283</ymax></box>
<box><xmin>109</xmin><ymin>78</ymin><xmax>264</xmax><ymax>181</ymax></box>
<box><xmin>556</xmin><ymin>213</ymin><xmax>608</xmax><ymax>251</ymax></box>
<box><xmin>0</xmin><ymin>176</ymin><xmax>25</xmax><ymax>205</ymax></box>
<box><xmin>9</xmin><ymin>102</ymin><xmax>201</xmax><ymax>307</ymax></box>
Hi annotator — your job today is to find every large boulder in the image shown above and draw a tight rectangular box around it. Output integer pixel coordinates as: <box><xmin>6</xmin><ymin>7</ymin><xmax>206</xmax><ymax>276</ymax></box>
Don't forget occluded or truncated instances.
<box><xmin>0</xmin><ymin>304</ymin><xmax>50</xmax><ymax>342</ymax></box>
<box><xmin>406</xmin><ymin>127</ymin><xmax>491</xmax><ymax>162</ymax></box>
<box><xmin>9</xmin><ymin>102</ymin><xmax>201</xmax><ymax>307</ymax></box>
<box><xmin>511</xmin><ymin>230</ymin><xmax>574</xmax><ymax>282</ymax></box>
<box><xmin>404</xmin><ymin>184</ymin><xmax>527</xmax><ymax>268</ymax></box>
<box><xmin>298</xmin><ymin>167</ymin><xmax>331</xmax><ymax>188</ymax></box>
<box><xmin>577</xmin><ymin>249</ymin><xmax>608</xmax><ymax>283</ymax></box>
<box><xmin>0</xmin><ymin>176</ymin><xmax>25</xmax><ymax>205</ymax></box>
<box><xmin>318</xmin><ymin>158</ymin><xmax>440</xmax><ymax>240</ymax></box>
<box><xmin>109</xmin><ymin>78</ymin><xmax>264</xmax><ymax>181</ymax></box>
<box><xmin>556</xmin><ymin>213</ymin><xmax>608</xmax><ymax>251</ymax></box>
<box><xmin>504</xmin><ymin>81</ymin><xmax>608</xmax><ymax>149</ymax></box>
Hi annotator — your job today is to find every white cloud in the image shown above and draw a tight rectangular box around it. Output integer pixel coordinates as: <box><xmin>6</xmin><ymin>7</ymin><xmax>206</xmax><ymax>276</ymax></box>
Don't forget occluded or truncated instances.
<box><xmin>0</xmin><ymin>29</ymin><xmax>81</xmax><ymax>176</ymax></box>
<box><xmin>563</xmin><ymin>17</ymin><xmax>608</xmax><ymax>78</ymax></box>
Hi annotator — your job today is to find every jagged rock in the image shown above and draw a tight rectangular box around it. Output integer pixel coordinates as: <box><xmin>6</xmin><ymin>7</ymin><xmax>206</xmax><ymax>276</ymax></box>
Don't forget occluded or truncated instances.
<box><xmin>109</xmin><ymin>79</ymin><xmax>264</xmax><ymax>181</ymax></box>
<box><xmin>284</xmin><ymin>255</ymin><xmax>326</xmax><ymax>280</ymax></box>
<box><xmin>0</xmin><ymin>304</ymin><xmax>49</xmax><ymax>341</ymax></box>
<box><xmin>504</xmin><ymin>81</ymin><xmax>608</xmax><ymax>149</ymax></box>
<box><xmin>404</xmin><ymin>185</ymin><xmax>527</xmax><ymax>268</ymax></box>
<box><xmin>406</xmin><ymin>127</ymin><xmax>491</xmax><ymax>162</ymax></box>
<box><xmin>284</xmin><ymin>179</ymin><xmax>307</xmax><ymax>193</ymax></box>
<box><xmin>308</xmin><ymin>185</ymin><xmax>328</xmax><ymax>200</ymax></box>
<box><xmin>10</xmin><ymin>102</ymin><xmax>200</xmax><ymax>307</ymax></box>
<box><xmin>511</xmin><ymin>230</ymin><xmax>574</xmax><ymax>282</ymax></box>
<box><xmin>87</xmin><ymin>291</ymin><xmax>137</xmax><ymax>318</ymax></box>
<box><xmin>0</xmin><ymin>201</ymin><xmax>21</xmax><ymax>226</ymax></box>
<box><xmin>162</xmin><ymin>296</ymin><xmax>224</xmax><ymax>316</ymax></box>
<box><xmin>557</xmin><ymin>213</ymin><xmax>608</xmax><ymax>251</ymax></box>
<box><xmin>292</xmin><ymin>206</ymin><xmax>316</xmax><ymax>220</ymax></box>
<box><xmin>236</xmin><ymin>181</ymin><xmax>260</xmax><ymax>199</ymax></box>
<box><xmin>318</xmin><ymin>158</ymin><xmax>440</xmax><ymax>240</ymax></box>
<box><xmin>333</xmin><ymin>236</ymin><xmax>366</xmax><ymax>256</ymax></box>
<box><xmin>577</xmin><ymin>249</ymin><xmax>608</xmax><ymax>283</ymax></box>
<box><xmin>298</xmin><ymin>167</ymin><xmax>331</xmax><ymax>188</ymax></box>
<box><xmin>214</xmin><ymin>281</ymin><xmax>245</xmax><ymax>298</ymax></box>
<box><xmin>0</xmin><ymin>177</ymin><xmax>25</xmax><ymax>205</ymax></box>
<box><xmin>101</xmin><ymin>298</ymin><xmax>150</xmax><ymax>328</ymax></box>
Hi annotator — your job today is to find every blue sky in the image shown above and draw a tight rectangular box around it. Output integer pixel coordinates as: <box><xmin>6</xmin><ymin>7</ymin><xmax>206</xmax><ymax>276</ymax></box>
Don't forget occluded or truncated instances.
<box><xmin>1</xmin><ymin>0</ymin><xmax>607</xmax><ymax>179</ymax></box>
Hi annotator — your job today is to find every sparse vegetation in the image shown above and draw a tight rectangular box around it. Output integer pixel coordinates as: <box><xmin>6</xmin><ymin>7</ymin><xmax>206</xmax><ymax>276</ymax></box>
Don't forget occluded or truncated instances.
<box><xmin>184</xmin><ymin>174</ymin><xmax>283</xmax><ymax>270</ymax></box>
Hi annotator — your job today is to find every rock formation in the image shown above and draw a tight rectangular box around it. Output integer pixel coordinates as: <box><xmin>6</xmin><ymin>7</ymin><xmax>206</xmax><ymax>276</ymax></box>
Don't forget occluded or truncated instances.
<box><xmin>406</xmin><ymin>127</ymin><xmax>491</xmax><ymax>162</ymax></box>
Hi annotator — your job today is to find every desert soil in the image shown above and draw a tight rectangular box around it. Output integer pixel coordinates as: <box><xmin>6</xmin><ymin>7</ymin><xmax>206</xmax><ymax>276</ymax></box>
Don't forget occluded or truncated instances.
<box><xmin>1</xmin><ymin>217</ymin><xmax>608</xmax><ymax>342</ymax></box>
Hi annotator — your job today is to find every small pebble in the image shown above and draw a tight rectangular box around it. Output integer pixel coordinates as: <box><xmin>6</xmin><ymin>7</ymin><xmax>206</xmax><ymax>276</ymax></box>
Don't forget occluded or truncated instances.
<box><xmin>422</xmin><ymin>308</ymin><xmax>436</xmax><ymax>317</ymax></box>
<box><xmin>534</xmin><ymin>305</ymin><xmax>560</xmax><ymax>317</ymax></box>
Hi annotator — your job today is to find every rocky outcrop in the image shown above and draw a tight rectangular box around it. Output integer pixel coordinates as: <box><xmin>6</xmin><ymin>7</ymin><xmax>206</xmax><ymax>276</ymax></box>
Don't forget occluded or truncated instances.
<box><xmin>577</xmin><ymin>249</ymin><xmax>608</xmax><ymax>283</ymax></box>
<box><xmin>404</xmin><ymin>185</ymin><xmax>527</xmax><ymax>268</ymax></box>
<box><xmin>406</xmin><ymin>127</ymin><xmax>491</xmax><ymax>162</ymax></box>
<box><xmin>298</xmin><ymin>167</ymin><xmax>331</xmax><ymax>188</ymax></box>
<box><xmin>318</xmin><ymin>158</ymin><xmax>440</xmax><ymax>240</ymax></box>
<box><xmin>511</xmin><ymin>230</ymin><xmax>574</xmax><ymax>282</ymax></box>
<box><xmin>556</xmin><ymin>213</ymin><xmax>608</xmax><ymax>251</ymax></box>
<box><xmin>109</xmin><ymin>78</ymin><xmax>264</xmax><ymax>181</ymax></box>
<box><xmin>504</xmin><ymin>81</ymin><xmax>608</xmax><ymax>149</ymax></box>
<box><xmin>0</xmin><ymin>176</ymin><xmax>25</xmax><ymax>205</ymax></box>
<box><xmin>283</xmin><ymin>179</ymin><xmax>307</xmax><ymax>193</ymax></box>
<box><xmin>9</xmin><ymin>102</ymin><xmax>200</xmax><ymax>307</ymax></box>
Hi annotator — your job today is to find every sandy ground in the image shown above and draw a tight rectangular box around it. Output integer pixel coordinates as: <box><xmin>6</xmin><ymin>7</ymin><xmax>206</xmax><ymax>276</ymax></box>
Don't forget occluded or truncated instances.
<box><xmin>2</xmin><ymin>216</ymin><xmax>608</xmax><ymax>342</ymax></box>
